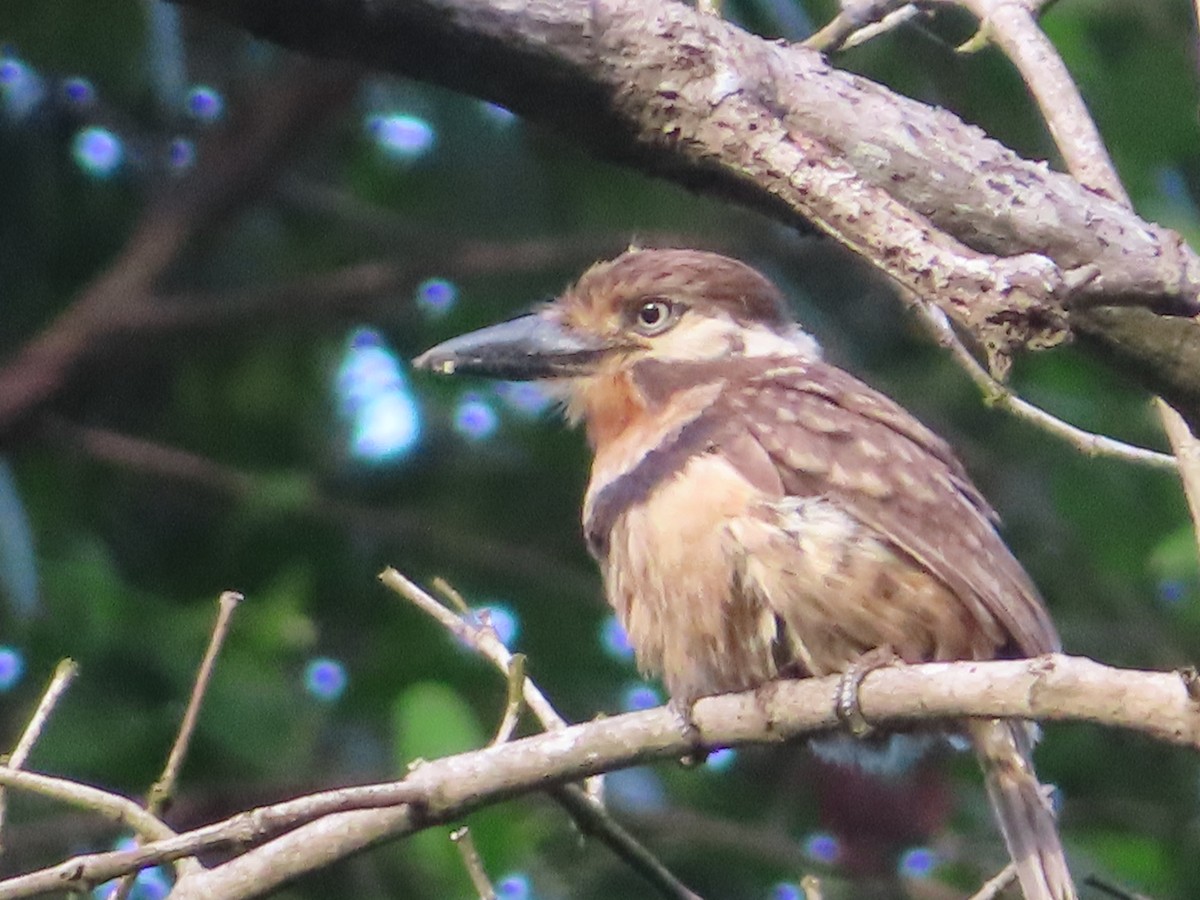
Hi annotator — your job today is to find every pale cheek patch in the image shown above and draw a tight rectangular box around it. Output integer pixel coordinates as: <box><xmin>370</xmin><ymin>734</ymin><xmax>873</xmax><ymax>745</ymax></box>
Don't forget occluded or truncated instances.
<box><xmin>651</xmin><ymin>315</ymin><xmax>739</xmax><ymax>361</ymax></box>
<box><xmin>648</xmin><ymin>316</ymin><xmax>822</xmax><ymax>364</ymax></box>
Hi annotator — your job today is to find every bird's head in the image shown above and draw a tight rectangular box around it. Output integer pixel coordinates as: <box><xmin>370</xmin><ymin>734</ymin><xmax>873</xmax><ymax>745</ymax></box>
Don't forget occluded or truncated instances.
<box><xmin>413</xmin><ymin>248</ymin><xmax>820</xmax><ymax>444</ymax></box>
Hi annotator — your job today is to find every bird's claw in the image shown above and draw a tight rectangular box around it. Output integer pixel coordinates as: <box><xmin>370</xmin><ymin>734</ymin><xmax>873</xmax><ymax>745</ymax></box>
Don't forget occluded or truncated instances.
<box><xmin>669</xmin><ymin>697</ymin><xmax>709</xmax><ymax>766</ymax></box>
<box><xmin>835</xmin><ymin>646</ymin><xmax>899</xmax><ymax>737</ymax></box>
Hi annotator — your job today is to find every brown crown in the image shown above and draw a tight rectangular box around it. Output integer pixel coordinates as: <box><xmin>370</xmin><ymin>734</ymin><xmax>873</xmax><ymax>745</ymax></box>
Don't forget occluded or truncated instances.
<box><xmin>555</xmin><ymin>248</ymin><xmax>792</xmax><ymax>332</ymax></box>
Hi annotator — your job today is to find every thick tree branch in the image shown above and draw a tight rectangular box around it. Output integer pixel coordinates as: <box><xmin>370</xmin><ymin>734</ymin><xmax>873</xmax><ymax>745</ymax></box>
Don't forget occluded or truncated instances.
<box><xmin>167</xmin><ymin>0</ymin><xmax>1200</xmax><ymax>424</ymax></box>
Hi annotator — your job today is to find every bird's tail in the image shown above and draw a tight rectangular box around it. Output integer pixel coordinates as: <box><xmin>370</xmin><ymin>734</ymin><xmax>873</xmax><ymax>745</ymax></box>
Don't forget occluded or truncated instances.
<box><xmin>969</xmin><ymin>718</ymin><xmax>1076</xmax><ymax>900</ymax></box>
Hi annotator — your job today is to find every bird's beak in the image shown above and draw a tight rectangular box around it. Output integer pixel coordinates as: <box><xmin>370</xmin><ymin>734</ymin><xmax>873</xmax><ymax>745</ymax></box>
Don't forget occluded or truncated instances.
<box><xmin>413</xmin><ymin>314</ymin><xmax>612</xmax><ymax>380</ymax></box>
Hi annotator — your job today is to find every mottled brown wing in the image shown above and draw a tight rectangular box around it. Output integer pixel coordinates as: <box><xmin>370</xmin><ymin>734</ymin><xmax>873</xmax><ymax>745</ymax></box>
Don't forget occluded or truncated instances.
<box><xmin>724</xmin><ymin>359</ymin><xmax>1059</xmax><ymax>658</ymax></box>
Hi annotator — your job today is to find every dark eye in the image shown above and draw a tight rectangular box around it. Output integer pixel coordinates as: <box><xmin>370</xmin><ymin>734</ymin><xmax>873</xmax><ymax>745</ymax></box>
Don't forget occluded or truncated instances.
<box><xmin>632</xmin><ymin>298</ymin><xmax>678</xmax><ymax>335</ymax></box>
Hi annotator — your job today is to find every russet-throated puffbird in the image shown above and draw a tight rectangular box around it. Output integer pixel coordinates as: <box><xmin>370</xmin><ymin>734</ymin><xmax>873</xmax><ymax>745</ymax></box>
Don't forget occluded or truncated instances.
<box><xmin>414</xmin><ymin>248</ymin><xmax>1074</xmax><ymax>900</ymax></box>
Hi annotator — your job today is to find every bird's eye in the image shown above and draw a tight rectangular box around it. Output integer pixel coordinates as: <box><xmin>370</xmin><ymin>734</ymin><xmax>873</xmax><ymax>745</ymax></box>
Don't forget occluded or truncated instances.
<box><xmin>632</xmin><ymin>298</ymin><xmax>678</xmax><ymax>335</ymax></box>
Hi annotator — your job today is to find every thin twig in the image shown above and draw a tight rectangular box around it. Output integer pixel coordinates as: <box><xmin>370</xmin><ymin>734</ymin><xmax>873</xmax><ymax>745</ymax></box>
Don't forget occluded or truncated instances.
<box><xmin>451</xmin><ymin>827</ymin><xmax>497</xmax><ymax>900</ymax></box>
<box><xmin>803</xmin><ymin>1</ymin><xmax>911</xmax><ymax>51</ymax></box>
<box><xmin>0</xmin><ymin>659</ymin><xmax>78</xmax><ymax>852</ymax></box>
<box><xmin>912</xmin><ymin>302</ymin><xmax>1177</xmax><ymax>470</ymax></box>
<box><xmin>842</xmin><ymin>5</ymin><xmax>922</xmax><ymax>49</ymax></box>
<box><xmin>1154</xmin><ymin>400</ymin><xmax>1200</xmax><ymax>559</ymax></box>
<box><xmin>1196</xmin><ymin>0</ymin><xmax>1200</xmax><ymax>80</ymax></box>
<box><xmin>491</xmin><ymin>653</ymin><xmax>527</xmax><ymax>747</ymax></box>
<box><xmin>948</xmin><ymin>0</ymin><xmax>1200</xmax><ymax>564</ymax></box>
<box><xmin>0</xmin><ymin>768</ymin><xmax>176</xmax><ymax>845</ymax></box>
<box><xmin>379</xmin><ymin>569</ymin><xmax>699</xmax><ymax>900</ymax></box>
<box><xmin>110</xmin><ymin>591</ymin><xmax>243</xmax><ymax>898</ymax></box>
<box><xmin>388</xmin><ymin>571</ymin><xmax>568</xmax><ymax>730</ymax></box>
<box><xmin>4</xmin><ymin>660</ymin><xmax>78</xmax><ymax>772</ymax></box>
<box><xmin>151</xmin><ymin>590</ymin><xmax>242</xmax><ymax>815</ymax></box>
<box><xmin>432</xmin><ymin>576</ymin><xmax>472</xmax><ymax>616</ymax></box>
<box><xmin>545</xmin><ymin>784</ymin><xmax>703</xmax><ymax>900</ymax></box>
<box><xmin>968</xmin><ymin>862</ymin><xmax>1017</xmax><ymax>900</ymax></box>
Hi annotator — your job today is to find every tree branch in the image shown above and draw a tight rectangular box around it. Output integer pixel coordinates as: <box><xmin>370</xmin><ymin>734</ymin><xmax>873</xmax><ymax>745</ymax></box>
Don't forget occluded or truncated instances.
<box><xmin>2</xmin><ymin>653</ymin><xmax>1192</xmax><ymax>899</ymax></box>
<box><xmin>947</xmin><ymin>0</ymin><xmax>1200</xmax><ymax>570</ymax></box>
<box><xmin>166</xmin><ymin>0</ymin><xmax>1200</xmax><ymax>423</ymax></box>
<box><xmin>95</xmin><ymin>654</ymin><xmax>1200</xmax><ymax>900</ymax></box>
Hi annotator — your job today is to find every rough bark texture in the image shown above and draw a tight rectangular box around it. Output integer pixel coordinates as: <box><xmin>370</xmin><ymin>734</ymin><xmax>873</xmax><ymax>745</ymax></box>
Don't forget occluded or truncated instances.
<box><xmin>169</xmin><ymin>0</ymin><xmax>1200</xmax><ymax>424</ymax></box>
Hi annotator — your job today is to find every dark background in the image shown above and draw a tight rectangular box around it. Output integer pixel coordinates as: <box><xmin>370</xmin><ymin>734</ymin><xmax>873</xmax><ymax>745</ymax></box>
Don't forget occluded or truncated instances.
<box><xmin>1</xmin><ymin>1</ymin><xmax>1198</xmax><ymax>897</ymax></box>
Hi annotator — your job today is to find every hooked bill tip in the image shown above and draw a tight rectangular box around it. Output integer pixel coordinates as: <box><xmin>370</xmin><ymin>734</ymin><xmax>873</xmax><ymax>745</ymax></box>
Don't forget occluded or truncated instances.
<box><xmin>411</xmin><ymin>349</ymin><xmax>456</xmax><ymax>376</ymax></box>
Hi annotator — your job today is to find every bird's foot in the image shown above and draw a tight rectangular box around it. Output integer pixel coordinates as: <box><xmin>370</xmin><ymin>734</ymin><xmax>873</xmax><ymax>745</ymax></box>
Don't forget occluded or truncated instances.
<box><xmin>668</xmin><ymin>696</ymin><xmax>709</xmax><ymax>766</ymax></box>
<box><xmin>835</xmin><ymin>646</ymin><xmax>899</xmax><ymax>737</ymax></box>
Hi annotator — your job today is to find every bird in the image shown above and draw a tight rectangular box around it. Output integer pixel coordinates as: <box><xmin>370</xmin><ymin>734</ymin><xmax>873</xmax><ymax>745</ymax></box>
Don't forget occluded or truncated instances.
<box><xmin>414</xmin><ymin>247</ymin><xmax>1075</xmax><ymax>900</ymax></box>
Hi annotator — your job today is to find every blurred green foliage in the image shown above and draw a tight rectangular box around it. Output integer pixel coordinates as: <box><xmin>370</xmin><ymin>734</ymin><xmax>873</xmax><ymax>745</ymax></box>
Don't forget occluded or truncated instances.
<box><xmin>1</xmin><ymin>0</ymin><xmax>1199</xmax><ymax>898</ymax></box>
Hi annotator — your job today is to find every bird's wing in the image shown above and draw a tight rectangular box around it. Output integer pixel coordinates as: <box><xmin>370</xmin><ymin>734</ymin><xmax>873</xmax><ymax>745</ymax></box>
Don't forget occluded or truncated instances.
<box><xmin>723</xmin><ymin>359</ymin><xmax>1059</xmax><ymax>658</ymax></box>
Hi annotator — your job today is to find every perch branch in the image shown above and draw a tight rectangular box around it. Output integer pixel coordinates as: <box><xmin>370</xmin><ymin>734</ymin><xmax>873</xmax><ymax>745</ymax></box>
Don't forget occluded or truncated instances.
<box><xmin>141</xmin><ymin>652</ymin><xmax>1200</xmax><ymax>900</ymax></box>
<box><xmin>1</xmin><ymin>651</ymin><xmax>1195</xmax><ymax>900</ymax></box>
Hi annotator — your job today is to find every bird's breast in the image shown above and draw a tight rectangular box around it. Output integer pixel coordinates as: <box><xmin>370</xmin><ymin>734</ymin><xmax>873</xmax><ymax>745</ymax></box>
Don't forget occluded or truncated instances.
<box><xmin>590</xmin><ymin>450</ymin><xmax>783</xmax><ymax>704</ymax></box>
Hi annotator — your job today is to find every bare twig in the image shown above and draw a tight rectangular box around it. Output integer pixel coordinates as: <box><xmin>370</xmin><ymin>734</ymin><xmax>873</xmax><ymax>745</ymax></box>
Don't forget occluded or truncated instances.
<box><xmin>968</xmin><ymin>862</ymin><xmax>1018</xmax><ymax>900</ymax></box>
<box><xmin>381</xmin><ymin>569</ymin><xmax>697</xmax><ymax>900</ymax></box>
<box><xmin>451</xmin><ymin>827</ymin><xmax>497</xmax><ymax>900</ymax></box>
<box><xmin>912</xmin><ymin>302</ymin><xmax>1177</xmax><ymax>470</ymax></box>
<box><xmin>0</xmin><ymin>768</ymin><xmax>176</xmax><ymax>846</ymax></box>
<box><xmin>109</xmin><ymin>592</ymin><xmax>243</xmax><ymax>898</ymax></box>
<box><xmin>3</xmin><ymin>661</ymin><xmax>78</xmax><ymax>774</ymax></box>
<box><xmin>151</xmin><ymin>591</ymin><xmax>242</xmax><ymax>815</ymax></box>
<box><xmin>842</xmin><ymin>5</ymin><xmax>922</xmax><ymax>50</ymax></box>
<box><xmin>432</xmin><ymin>577</ymin><xmax>472</xmax><ymax>616</ymax></box>
<box><xmin>1195</xmin><ymin>0</ymin><xmax>1200</xmax><ymax>80</ymax></box>
<box><xmin>0</xmin><ymin>660</ymin><xmax>78</xmax><ymax>851</ymax></box>
<box><xmin>948</xmin><ymin>0</ymin><xmax>1200</xmax><ymax>565</ymax></box>
<box><xmin>490</xmin><ymin>653</ymin><xmax>527</xmax><ymax>747</ymax></box>
<box><xmin>544</xmin><ymin>784</ymin><xmax>702</xmax><ymax>900</ymax></box>
<box><xmin>803</xmin><ymin>1</ymin><xmax>911</xmax><ymax>51</ymax></box>
<box><xmin>388</xmin><ymin>571</ymin><xmax>568</xmax><ymax>731</ymax></box>
<box><xmin>1154</xmin><ymin>400</ymin><xmax>1200</xmax><ymax>560</ymax></box>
